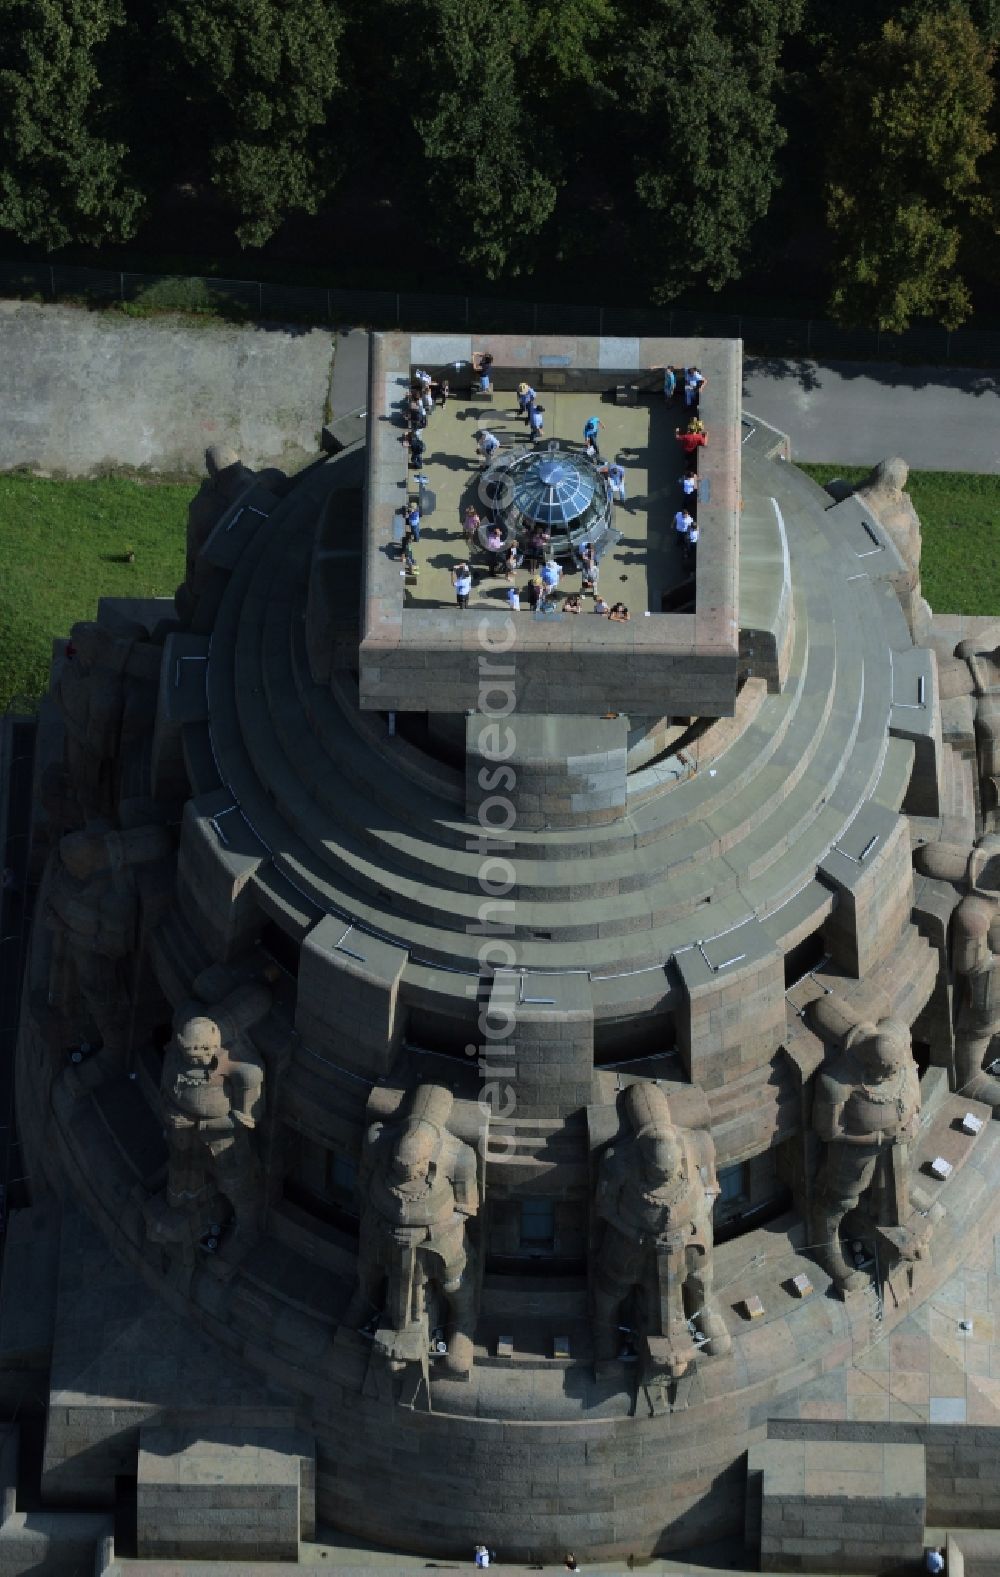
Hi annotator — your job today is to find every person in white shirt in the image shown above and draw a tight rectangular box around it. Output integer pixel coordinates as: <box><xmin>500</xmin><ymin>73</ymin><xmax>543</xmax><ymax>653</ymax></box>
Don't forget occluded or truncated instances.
<box><xmin>674</xmin><ymin>508</ymin><xmax>694</xmax><ymax>537</ymax></box>
<box><xmin>452</xmin><ymin>563</ymin><xmax>473</xmax><ymax>608</ymax></box>
<box><xmin>603</xmin><ymin>460</ymin><xmax>626</xmax><ymax>502</ymax></box>
<box><xmin>684</xmin><ymin>366</ymin><xmax>706</xmax><ymax>407</ymax></box>
<box><xmin>507</xmin><ymin>586</ymin><xmax>521</xmax><ymax>611</ymax></box>
<box><xmin>681</xmin><ymin>468</ymin><xmax>698</xmax><ymax>497</ymax></box>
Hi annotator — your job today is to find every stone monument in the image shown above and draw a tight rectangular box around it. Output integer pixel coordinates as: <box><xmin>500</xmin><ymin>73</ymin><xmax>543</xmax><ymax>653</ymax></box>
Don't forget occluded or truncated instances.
<box><xmin>6</xmin><ymin>334</ymin><xmax>1000</xmax><ymax>1570</ymax></box>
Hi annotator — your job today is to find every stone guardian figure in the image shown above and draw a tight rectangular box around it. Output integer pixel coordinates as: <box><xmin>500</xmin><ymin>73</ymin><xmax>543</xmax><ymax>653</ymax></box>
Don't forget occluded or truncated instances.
<box><xmin>952</xmin><ymin>894</ymin><xmax>1000</xmax><ymax>1107</ymax></box>
<box><xmin>145</xmin><ymin>983</ymin><xmax>269</xmax><ymax>1253</ymax></box>
<box><xmin>345</xmin><ymin>1084</ymin><xmax>480</xmax><ymax>1379</ymax></box>
<box><xmin>812</xmin><ymin>1018</ymin><xmax>921</xmax><ymax>1293</ymax></box>
<box><xmin>592</xmin><ymin>1083</ymin><xmax>730</xmax><ymax>1383</ymax></box>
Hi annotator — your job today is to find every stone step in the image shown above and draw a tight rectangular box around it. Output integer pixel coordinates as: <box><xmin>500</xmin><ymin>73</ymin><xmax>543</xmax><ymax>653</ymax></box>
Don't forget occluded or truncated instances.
<box><xmin>276</xmin><ymin>557</ymin><xmax>862</xmax><ymax>929</ymax></box>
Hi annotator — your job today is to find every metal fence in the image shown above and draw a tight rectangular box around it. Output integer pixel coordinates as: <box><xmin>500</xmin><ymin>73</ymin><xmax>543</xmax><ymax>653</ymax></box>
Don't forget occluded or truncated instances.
<box><xmin>4</xmin><ymin>258</ymin><xmax>1000</xmax><ymax>364</ymax></box>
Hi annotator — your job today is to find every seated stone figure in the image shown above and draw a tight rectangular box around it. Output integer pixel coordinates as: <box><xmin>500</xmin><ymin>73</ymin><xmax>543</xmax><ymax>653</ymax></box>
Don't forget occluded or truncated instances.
<box><xmin>145</xmin><ymin>994</ymin><xmax>267</xmax><ymax>1253</ymax></box>
<box><xmin>345</xmin><ymin>1084</ymin><xmax>480</xmax><ymax>1378</ymax></box>
<box><xmin>811</xmin><ymin>1018</ymin><xmax>922</xmax><ymax>1293</ymax></box>
<box><xmin>592</xmin><ymin>1083</ymin><xmax>730</xmax><ymax>1382</ymax></box>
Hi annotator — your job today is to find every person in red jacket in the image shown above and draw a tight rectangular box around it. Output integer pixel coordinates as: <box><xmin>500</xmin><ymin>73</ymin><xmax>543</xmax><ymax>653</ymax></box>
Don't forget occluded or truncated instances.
<box><xmin>675</xmin><ymin>425</ymin><xmax>708</xmax><ymax>460</ymax></box>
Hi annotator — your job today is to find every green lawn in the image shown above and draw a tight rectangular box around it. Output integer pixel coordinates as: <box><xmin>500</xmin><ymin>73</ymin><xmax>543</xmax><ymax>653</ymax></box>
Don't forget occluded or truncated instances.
<box><xmin>0</xmin><ymin>474</ymin><xmax>189</xmax><ymax>712</ymax></box>
<box><xmin>797</xmin><ymin>464</ymin><xmax>1000</xmax><ymax>618</ymax></box>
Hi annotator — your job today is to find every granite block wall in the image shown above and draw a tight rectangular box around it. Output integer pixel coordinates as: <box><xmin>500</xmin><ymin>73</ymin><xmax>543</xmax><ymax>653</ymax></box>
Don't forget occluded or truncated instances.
<box><xmin>756</xmin><ymin>1436</ymin><xmax>925</xmax><ymax>1573</ymax></box>
<box><xmin>769</xmin><ymin>1417</ymin><xmax>1000</xmax><ymax>1530</ymax></box>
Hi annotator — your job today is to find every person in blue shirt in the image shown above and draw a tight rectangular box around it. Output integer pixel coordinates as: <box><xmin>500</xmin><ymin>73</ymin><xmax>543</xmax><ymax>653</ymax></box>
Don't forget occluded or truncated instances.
<box><xmin>529</xmin><ymin>404</ymin><xmax>544</xmax><ymax>440</ymax></box>
<box><xmin>406</xmin><ymin>504</ymin><xmax>421</xmax><ymax>542</ymax></box>
<box><xmin>541</xmin><ymin>559</ymin><xmax>561</xmax><ymax>590</ymax></box>
<box><xmin>583</xmin><ymin>416</ymin><xmax>603</xmax><ymax>454</ymax></box>
<box><xmin>662</xmin><ymin>365</ymin><xmax>677</xmax><ymax>401</ymax></box>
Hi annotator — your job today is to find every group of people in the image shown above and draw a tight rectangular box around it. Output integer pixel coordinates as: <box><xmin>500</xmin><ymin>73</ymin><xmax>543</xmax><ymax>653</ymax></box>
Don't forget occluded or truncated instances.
<box><xmin>406</xmin><ymin>352</ymin><xmax>703</xmax><ymax>610</ymax></box>
<box><xmin>400</xmin><ymin>366</ymin><xmax>449</xmax><ymax>468</ymax></box>
<box><xmin>474</xmin><ymin>1545</ymin><xmax>581</xmax><ymax>1569</ymax></box>
<box><xmin>661</xmin><ymin>363</ymin><xmax>707</xmax><ymax>407</ymax></box>
<box><xmin>516</xmin><ymin>381</ymin><xmax>546</xmax><ymax>440</ymax></box>
<box><xmin>667</xmin><ymin>369</ymin><xmax>706</xmax><ymax>560</ymax></box>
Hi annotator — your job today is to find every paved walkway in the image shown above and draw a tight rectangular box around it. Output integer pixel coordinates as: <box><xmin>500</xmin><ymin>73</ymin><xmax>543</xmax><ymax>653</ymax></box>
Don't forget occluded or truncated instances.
<box><xmin>743</xmin><ymin>355</ymin><xmax>1000</xmax><ymax>472</ymax></box>
<box><xmin>0</xmin><ymin>302</ymin><xmax>336</xmax><ymax>477</ymax></box>
<box><xmin>4</xmin><ymin>307</ymin><xmax>997</xmax><ymax>478</ymax></box>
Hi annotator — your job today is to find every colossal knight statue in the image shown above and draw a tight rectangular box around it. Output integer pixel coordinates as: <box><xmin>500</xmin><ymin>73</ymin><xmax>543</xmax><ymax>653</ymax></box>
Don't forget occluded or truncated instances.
<box><xmin>345</xmin><ymin>1084</ymin><xmax>480</xmax><ymax>1378</ymax></box>
<box><xmin>811</xmin><ymin>1017</ymin><xmax>922</xmax><ymax>1293</ymax></box>
<box><xmin>592</xmin><ymin>1083</ymin><xmax>730</xmax><ymax>1382</ymax></box>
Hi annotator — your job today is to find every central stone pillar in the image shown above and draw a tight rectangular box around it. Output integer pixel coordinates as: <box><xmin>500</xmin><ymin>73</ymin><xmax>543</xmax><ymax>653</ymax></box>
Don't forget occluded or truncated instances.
<box><xmin>465</xmin><ymin>713</ymin><xmax>628</xmax><ymax>830</ymax></box>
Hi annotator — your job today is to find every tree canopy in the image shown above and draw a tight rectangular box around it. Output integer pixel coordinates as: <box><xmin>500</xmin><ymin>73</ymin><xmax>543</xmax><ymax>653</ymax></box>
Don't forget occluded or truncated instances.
<box><xmin>159</xmin><ymin>0</ymin><xmax>344</xmax><ymax>247</ymax></box>
<box><xmin>0</xmin><ymin>0</ymin><xmax>144</xmax><ymax>249</ymax></box>
<box><xmin>610</xmin><ymin>0</ymin><xmax>804</xmax><ymax>298</ymax></box>
<box><xmin>822</xmin><ymin>6</ymin><xmax>995</xmax><ymax>331</ymax></box>
<box><xmin>1</xmin><ymin>0</ymin><xmax>1000</xmax><ymax>330</ymax></box>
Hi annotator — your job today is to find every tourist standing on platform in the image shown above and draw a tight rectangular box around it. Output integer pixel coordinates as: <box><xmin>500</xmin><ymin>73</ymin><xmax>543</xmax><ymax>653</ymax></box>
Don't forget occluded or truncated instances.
<box><xmin>675</xmin><ymin>508</ymin><xmax>694</xmax><ymax>539</ymax></box>
<box><xmin>682</xmin><ymin>467</ymin><xmax>698</xmax><ymax>498</ymax></box>
<box><xmin>583</xmin><ymin>415</ymin><xmax>603</xmax><ymax>454</ymax></box>
<box><xmin>406</xmin><ymin>503</ymin><xmax>421</xmax><ymax>542</ymax></box>
<box><xmin>684</xmin><ymin>366</ymin><xmax>706</xmax><ymax>407</ymax></box>
<box><xmin>663</xmin><ymin>365</ymin><xmax>677</xmax><ymax>401</ymax></box>
<box><xmin>452</xmin><ymin>563</ymin><xmax>472</xmax><ymax>609</ymax></box>
<box><xmin>529</xmin><ymin>403</ymin><xmax>544</xmax><ymax>441</ymax></box>
<box><xmin>675</xmin><ymin>425</ymin><xmax>707</xmax><ymax>462</ymax></box>
<box><xmin>486</xmin><ymin>524</ymin><xmax>505</xmax><ymax>572</ymax></box>
<box><xmin>603</xmin><ymin>459</ymin><xmax>626</xmax><ymax>503</ymax></box>
<box><xmin>477</xmin><ymin>429</ymin><xmax>500</xmax><ymax>464</ymax></box>
<box><xmin>463</xmin><ymin>506</ymin><xmax>480</xmax><ymax>546</ymax></box>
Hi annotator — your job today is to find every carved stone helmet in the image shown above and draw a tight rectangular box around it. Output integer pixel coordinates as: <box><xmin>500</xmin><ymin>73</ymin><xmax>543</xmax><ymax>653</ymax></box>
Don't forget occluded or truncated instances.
<box><xmin>68</xmin><ymin>620</ymin><xmax>113</xmax><ymax>671</ymax></box>
<box><xmin>205</xmin><ymin>444</ymin><xmax>240</xmax><ymax>479</ymax></box>
<box><xmin>59</xmin><ymin>828</ymin><xmax>110</xmax><ymax>881</ymax></box>
<box><xmin>176</xmin><ymin>1015</ymin><xmax>222</xmax><ymax>1066</ymax></box>
<box><xmin>860</xmin><ymin>457</ymin><xmax>909</xmax><ymax>502</ymax></box>
<box><xmin>392</xmin><ymin>1119</ymin><xmax>440</xmax><ymax>1183</ymax></box>
<box><xmin>847</xmin><ymin>1018</ymin><xmax>911</xmax><ymax>1080</ymax></box>
<box><xmin>639</xmin><ymin>1131</ymin><xmax>685</xmax><ymax>1184</ymax></box>
<box><xmin>954</xmin><ymin>894</ymin><xmax>995</xmax><ymax>975</ymax></box>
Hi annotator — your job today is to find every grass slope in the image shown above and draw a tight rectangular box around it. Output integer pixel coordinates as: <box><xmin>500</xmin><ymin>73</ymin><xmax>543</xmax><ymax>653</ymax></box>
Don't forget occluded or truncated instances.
<box><xmin>0</xmin><ymin>474</ymin><xmax>188</xmax><ymax>711</ymax></box>
<box><xmin>798</xmin><ymin>464</ymin><xmax>1000</xmax><ymax>618</ymax></box>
